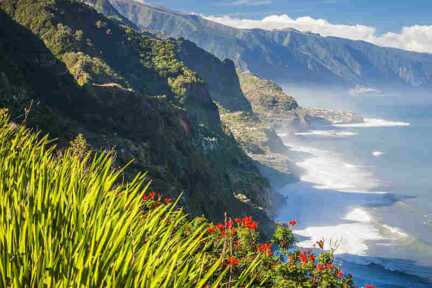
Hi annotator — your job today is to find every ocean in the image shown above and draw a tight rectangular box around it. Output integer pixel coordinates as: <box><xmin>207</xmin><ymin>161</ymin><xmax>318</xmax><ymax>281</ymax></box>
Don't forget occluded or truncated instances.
<box><xmin>276</xmin><ymin>90</ymin><xmax>432</xmax><ymax>287</ymax></box>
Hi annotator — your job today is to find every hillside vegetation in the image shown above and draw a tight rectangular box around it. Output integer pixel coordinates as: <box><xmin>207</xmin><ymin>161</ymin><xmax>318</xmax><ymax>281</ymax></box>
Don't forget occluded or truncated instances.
<box><xmin>0</xmin><ymin>110</ymin><xmax>358</xmax><ymax>287</ymax></box>
<box><xmin>0</xmin><ymin>0</ymin><xmax>273</xmax><ymax>229</ymax></box>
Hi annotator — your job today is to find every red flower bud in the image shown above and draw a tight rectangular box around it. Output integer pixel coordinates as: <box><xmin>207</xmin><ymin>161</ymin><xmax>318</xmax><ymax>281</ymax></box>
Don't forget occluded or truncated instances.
<box><xmin>225</xmin><ymin>220</ymin><xmax>233</xmax><ymax>229</ymax></box>
<box><xmin>149</xmin><ymin>191</ymin><xmax>155</xmax><ymax>200</ymax></box>
<box><xmin>309</xmin><ymin>255</ymin><xmax>315</xmax><ymax>263</ymax></box>
<box><xmin>299</xmin><ymin>251</ymin><xmax>308</xmax><ymax>264</ymax></box>
<box><xmin>226</xmin><ymin>256</ymin><xmax>240</xmax><ymax>266</ymax></box>
<box><xmin>257</xmin><ymin>243</ymin><xmax>273</xmax><ymax>256</ymax></box>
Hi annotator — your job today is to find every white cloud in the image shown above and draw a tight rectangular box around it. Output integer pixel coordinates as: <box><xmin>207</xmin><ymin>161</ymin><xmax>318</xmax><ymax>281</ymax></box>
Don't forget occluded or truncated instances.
<box><xmin>220</xmin><ymin>0</ymin><xmax>272</xmax><ymax>6</ymax></box>
<box><xmin>204</xmin><ymin>14</ymin><xmax>432</xmax><ymax>54</ymax></box>
<box><xmin>374</xmin><ymin>26</ymin><xmax>432</xmax><ymax>53</ymax></box>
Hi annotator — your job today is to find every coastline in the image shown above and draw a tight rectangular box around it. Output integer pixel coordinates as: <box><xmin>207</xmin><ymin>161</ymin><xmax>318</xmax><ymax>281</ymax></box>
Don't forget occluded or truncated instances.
<box><xmin>273</xmin><ymin>120</ymin><xmax>432</xmax><ymax>287</ymax></box>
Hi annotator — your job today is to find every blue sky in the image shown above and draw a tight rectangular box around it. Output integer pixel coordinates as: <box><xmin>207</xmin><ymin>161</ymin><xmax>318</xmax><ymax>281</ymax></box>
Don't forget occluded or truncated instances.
<box><xmin>145</xmin><ymin>0</ymin><xmax>432</xmax><ymax>33</ymax></box>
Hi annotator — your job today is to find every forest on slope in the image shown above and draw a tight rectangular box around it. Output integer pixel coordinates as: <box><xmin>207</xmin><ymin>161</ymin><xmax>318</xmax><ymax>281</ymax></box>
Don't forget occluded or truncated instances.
<box><xmin>0</xmin><ymin>0</ymin><xmax>273</xmax><ymax>230</ymax></box>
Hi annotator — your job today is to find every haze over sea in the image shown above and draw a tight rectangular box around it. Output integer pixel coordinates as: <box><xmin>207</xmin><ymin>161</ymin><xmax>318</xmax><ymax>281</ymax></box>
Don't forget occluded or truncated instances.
<box><xmin>276</xmin><ymin>88</ymin><xmax>432</xmax><ymax>287</ymax></box>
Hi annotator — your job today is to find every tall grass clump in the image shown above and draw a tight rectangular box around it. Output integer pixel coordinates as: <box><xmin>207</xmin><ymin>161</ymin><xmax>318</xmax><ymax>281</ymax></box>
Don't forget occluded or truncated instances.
<box><xmin>0</xmin><ymin>110</ymin><xmax>222</xmax><ymax>287</ymax></box>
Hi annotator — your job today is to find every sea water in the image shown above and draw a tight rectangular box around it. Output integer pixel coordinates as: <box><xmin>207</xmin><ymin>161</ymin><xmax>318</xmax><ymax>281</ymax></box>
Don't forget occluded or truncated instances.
<box><xmin>276</xmin><ymin>93</ymin><xmax>432</xmax><ymax>287</ymax></box>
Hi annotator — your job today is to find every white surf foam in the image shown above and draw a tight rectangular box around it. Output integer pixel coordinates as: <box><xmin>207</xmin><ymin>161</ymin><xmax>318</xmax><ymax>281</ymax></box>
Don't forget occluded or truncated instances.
<box><xmin>295</xmin><ymin>209</ymin><xmax>411</xmax><ymax>256</ymax></box>
<box><xmin>295</xmin><ymin>223</ymin><xmax>384</xmax><ymax>256</ymax></box>
<box><xmin>289</xmin><ymin>145</ymin><xmax>381</xmax><ymax>193</ymax></box>
<box><xmin>280</xmin><ymin>141</ymin><xmax>392</xmax><ymax>257</ymax></box>
<box><xmin>372</xmin><ymin>150</ymin><xmax>384</xmax><ymax>157</ymax></box>
<box><xmin>334</xmin><ymin>118</ymin><xmax>410</xmax><ymax>128</ymax></box>
<box><xmin>295</xmin><ymin>208</ymin><xmax>386</xmax><ymax>256</ymax></box>
<box><xmin>344</xmin><ymin>208</ymin><xmax>372</xmax><ymax>223</ymax></box>
<box><xmin>295</xmin><ymin>130</ymin><xmax>357</xmax><ymax>137</ymax></box>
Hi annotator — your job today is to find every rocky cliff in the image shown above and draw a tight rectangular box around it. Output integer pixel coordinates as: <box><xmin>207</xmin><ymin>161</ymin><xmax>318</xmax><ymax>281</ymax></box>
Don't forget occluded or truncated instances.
<box><xmin>0</xmin><ymin>0</ymin><xmax>274</xmax><ymax>232</ymax></box>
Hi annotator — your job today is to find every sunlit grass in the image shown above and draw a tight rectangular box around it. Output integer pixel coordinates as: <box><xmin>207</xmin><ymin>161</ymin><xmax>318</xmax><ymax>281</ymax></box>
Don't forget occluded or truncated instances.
<box><xmin>0</xmin><ymin>111</ymin><xmax>223</xmax><ymax>287</ymax></box>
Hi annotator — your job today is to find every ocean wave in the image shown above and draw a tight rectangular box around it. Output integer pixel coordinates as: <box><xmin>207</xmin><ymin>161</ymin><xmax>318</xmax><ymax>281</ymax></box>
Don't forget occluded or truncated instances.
<box><xmin>344</xmin><ymin>208</ymin><xmax>372</xmax><ymax>223</ymax></box>
<box><xmin>294</xmin><ymin>208</ymin><xmax>409</xmax><ymax>257</ymax></box>
<box><xmin>281</xmin><ymin>143</ymin><xmax>403</xmax><ymax>258</ymax></box>
<box><xmin>295</xmin><ymin>130</ymin><xmax>358</xmax><ymax>137</ymax></box>
<box><xmin>334</xmin><ymin>118</ymin><xmax>411</xmax><ymax>128</ymax></box>
<box><xmin>295</xmin><ymin>218</ymin><xmax>384</xmax><ymax>256</ymax></box>
<box><xmin>288</xmin><ymin>145</ymin><xmax>381</xmax><ymax>193</ymax></box>
<box><xmin>338</xmin><ymin>254</ymin><xmax>432</xmax><ymax>285</ymax></box>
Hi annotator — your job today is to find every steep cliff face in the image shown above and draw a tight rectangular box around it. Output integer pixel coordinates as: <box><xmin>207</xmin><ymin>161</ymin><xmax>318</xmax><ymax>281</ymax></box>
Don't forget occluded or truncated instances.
<box><xmin>175</xmin><ymin>39</ymin><xmax>252</xmax><ymax>112</ymax></box>
<box><xmin>0</xmin><ymin>0</ymin><xmax>274</xmax><ymax>231</ymax></box>
<box><xmin>238</xmin><ymin>71</ymin><xmax>299</xmax><ymax>115</ymax></box>
<box><xmin>109</xmin><ymin>0</ymin><xmax>432</xmax><ymax>90</ymax></box>
<box><xmin>237</xmin><ymin>71</ymin><xmax>307</xmax><ymax>130</ymax></box>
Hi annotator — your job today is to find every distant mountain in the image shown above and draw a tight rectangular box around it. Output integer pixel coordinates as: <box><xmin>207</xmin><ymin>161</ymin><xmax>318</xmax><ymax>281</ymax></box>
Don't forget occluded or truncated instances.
<box><xmin>109</xmin><ymin>0</ymin><xmax>432</xmax><ymax>89</ymax></box>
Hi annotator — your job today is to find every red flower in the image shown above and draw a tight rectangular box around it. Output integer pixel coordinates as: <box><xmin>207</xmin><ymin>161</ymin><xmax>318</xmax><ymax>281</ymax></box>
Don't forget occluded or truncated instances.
<box><xmin>226</xmin><ymin>256</ymin><xmax>240</xmax><ymax>266</ymax></box>
<box><xmin>241</xmin><ymin>216</ymin><xmax>258</xmax><ymax>230</ymax></box>
<box><xmin>247</xmin><ymin>221</ymin><xmax>257</xmax><ymax>230</ymax></box>
<box><xmin>241</xmin><ymin>216</ymin><xmax>252</xmax><ymax>225</ymax></box>
<box><xmin>157</xmin><ymin>192</ymin><xmax>161</xmax><ymax>200</ymax></box>
<box><xmin>163</xmin><ymin>197</ymin><xmax>173</xmax><ymax>204</ymax></box>
<box><xmin>289</xmin><ymin>219</ymin><xmax>297</xmax><ymax>226</ymax></box>
<box><xmin>309</xmin><ymin>254</ymin><xmax>315</xmax><ymax>263</ymax></box>
<box><xmin>215</xmin><ymin>223</ymin><xmax>225</xmax><ymax>232</ymax></box>
<box><xmin>208</xmin><ymin>226</ymin><xmax>217</xmax><ymax>234</ymax></box>
<box><xmin>337</xmin><ymin>271</ymin><xmax>344</xmax><ymax>279</ymax></box>
<box><xmin>299</xmin><ymin>251</ymin><xmax>308</xmax><ymax>264</ymax></box>
<box><xmin>149</xmin><ymin>191</ymin><xmax>155</xmax><ymax>200</ymax></box>
<box><xmin>234</xmin><ymin>218</ymin><xmax>241</xmax><ymax>224</ymax></box>
<box><xmin>225</xmin><ymin>220</ymin><xmax>234</xmax><ymax>229</ymax></box>
<box><xmin>257</xmin><ymin>243</ymin><xmax>273</xmax><ymax>256</ymax></box>
<box><xmin>316</xmin><ymin>263</ymin><xmax>325</xmax><ymax>272</ymax></box>
<box><xmin>364</xmin><ymin>285</ymin><xmax>376</xmax><ymax>288</ymax></box>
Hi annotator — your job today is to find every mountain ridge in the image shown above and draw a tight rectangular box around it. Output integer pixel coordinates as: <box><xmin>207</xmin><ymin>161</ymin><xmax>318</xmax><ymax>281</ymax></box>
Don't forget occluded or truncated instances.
<box><xmin>109</xmin><ymin>0</ymin><xmax>432</xmax><ymax>90</ymax></box>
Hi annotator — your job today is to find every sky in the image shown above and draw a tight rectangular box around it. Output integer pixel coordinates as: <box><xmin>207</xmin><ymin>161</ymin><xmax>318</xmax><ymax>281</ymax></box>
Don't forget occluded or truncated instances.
<box><xmin>142</xmin><ymin>0</ymin><xmax>432</xmax><ymax>54</ymax></box>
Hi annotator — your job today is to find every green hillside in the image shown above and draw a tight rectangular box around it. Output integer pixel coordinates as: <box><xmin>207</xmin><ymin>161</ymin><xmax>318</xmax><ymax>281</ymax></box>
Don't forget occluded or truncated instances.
<box><xmin>0</xmin><ymin>0</ymin><xmax>272</xmax><ymax>230</ymax></box>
